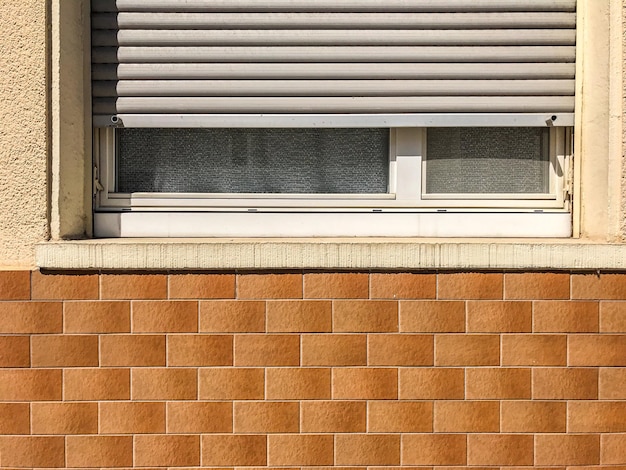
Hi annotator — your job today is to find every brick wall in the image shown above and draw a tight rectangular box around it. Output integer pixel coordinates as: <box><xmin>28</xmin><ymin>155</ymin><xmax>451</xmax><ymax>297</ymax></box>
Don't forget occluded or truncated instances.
<box><xmin>0</xmin><ymin>270</ymin><xmax>625</xmax><ymax>468</ymax></box>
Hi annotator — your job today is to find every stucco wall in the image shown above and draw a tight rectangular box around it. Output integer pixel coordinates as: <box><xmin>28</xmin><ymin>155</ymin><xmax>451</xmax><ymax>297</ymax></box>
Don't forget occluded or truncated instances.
<box><xmin>0</xmin><ymin>0</ymin><xmax>48</xmax><ymax>267</ymax></box>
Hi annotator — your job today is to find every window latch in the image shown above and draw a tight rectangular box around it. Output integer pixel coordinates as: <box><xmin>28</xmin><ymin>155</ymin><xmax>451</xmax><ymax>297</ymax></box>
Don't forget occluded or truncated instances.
<box><xmin>93</xmin><ymin>166</ymin><xmax>104</xmax><ymax>195</ymax></box>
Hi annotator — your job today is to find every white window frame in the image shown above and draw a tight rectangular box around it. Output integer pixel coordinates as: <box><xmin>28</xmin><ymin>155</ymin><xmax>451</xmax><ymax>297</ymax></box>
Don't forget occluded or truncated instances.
<box><xmin>93</xmin><ymin>123</ymin><xmax>572</xmax><ymax>238</ymax></box>
<box><xmin>94</xmin><ymin>125</ymin><xmax>571</xmax><ymax>211</ymax></box>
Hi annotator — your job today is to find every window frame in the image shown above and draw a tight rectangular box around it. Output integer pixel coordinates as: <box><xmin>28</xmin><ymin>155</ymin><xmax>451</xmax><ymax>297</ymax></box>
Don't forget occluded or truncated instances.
<box><xmin>94</xmin><ymin>125</ymin><xmax>571</xmax><ymax>212</ymax></box>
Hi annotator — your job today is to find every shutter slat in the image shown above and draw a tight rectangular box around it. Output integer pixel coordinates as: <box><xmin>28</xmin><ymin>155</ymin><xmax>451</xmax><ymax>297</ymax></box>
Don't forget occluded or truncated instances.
<box><xmin>94</xmin><ymin>96</ymin><xmax>575</xmax><ymax>114</ymax></box>
<box><xmin>92</xmin><ymin>29</ymin><xmax>576</xmax><ymax>47</ymax></box>
<box><xmin>92</xmin><ymin>0</ymin><xmax>576</xmax><ymax>13</ymax></box>
<box><xmin>92</xmin><ymin>63</ymin><xmax>576</xmax><ymax>80</ymax></box>
<box><xmin>92</xmin><ymin>46</ymin><xmax>576</xmax><ymax>64</ymax></box>
<box><xmin>92</xmin><ymin>12</ymin><xmax>576</xmax><ymax>30</ymax></box>
<box><xmin>93</xmin><ymin>80</ymin><xmax>576</xmax><ymax>97</ymax></box>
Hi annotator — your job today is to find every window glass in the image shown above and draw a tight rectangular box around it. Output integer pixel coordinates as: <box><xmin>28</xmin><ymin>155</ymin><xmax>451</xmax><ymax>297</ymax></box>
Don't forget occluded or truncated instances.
<box><xmin>425</xmin><ymin>127</ymin><xmax>550</xmax><ymax>194</ymax></box>
<box><xmin>117</xmin><ymin>128</ymin><xmax>389</xmax><ymax>194</ymax></box>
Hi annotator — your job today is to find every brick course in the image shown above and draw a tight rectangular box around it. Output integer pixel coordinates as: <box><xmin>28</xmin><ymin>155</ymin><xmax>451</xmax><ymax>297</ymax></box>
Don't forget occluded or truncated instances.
<box><xmin>0</xmin><ymin>270</ymin><xmax>625</xmax><ymax>468</ymax></box>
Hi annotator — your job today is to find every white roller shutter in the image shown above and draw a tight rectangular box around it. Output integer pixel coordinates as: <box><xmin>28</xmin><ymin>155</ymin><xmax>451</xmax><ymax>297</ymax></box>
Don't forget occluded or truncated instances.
<box><xmin>91</xmin><ymin>0</ymin><xmax>576</xmax><ymax>127</ymax></box>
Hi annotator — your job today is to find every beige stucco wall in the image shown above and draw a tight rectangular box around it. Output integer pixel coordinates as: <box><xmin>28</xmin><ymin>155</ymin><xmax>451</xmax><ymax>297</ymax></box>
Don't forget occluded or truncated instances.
<box><xmin>622</xmin><ymin>0</ymin><xmax>626</xmax><ymax>237</ymax></box>
<box><xmin>1</xmin><ymin>0</ymin><xmax>626</xmax><ymax>268</ymax></box>
<box><xmin>0</xmin><ymin>0</ymin><xmax>48</xmax><ymax>267</ymax></box>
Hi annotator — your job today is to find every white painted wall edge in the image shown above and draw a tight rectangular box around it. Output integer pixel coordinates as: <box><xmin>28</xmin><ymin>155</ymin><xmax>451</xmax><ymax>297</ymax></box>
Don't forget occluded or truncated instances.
<box><xmin>36</xmin><ymin>239</ymin><xmax>626</xmax><ymax>270</ymax></box>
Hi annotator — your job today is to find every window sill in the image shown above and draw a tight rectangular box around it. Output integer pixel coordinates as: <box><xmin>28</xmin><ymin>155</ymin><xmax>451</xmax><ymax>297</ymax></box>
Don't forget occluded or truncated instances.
<box><xmin>36</xmin><ymin>239</ymin><xmax>626</xmax><ymax>270</ymax></box>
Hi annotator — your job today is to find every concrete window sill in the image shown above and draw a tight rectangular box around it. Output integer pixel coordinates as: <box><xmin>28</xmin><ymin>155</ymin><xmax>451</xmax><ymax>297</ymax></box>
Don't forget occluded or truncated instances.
<box><xmin>36</xmin><ymin>239</ymin><xmax>626</xmax><ymax>270</ymax></box>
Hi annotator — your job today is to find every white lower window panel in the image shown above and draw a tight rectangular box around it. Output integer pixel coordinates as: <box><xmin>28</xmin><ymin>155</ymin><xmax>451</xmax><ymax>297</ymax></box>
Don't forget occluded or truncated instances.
<box><xmin>95</xmin><ymin>212</ymin><xmax>571</xmax><ymax>238</ymax></box>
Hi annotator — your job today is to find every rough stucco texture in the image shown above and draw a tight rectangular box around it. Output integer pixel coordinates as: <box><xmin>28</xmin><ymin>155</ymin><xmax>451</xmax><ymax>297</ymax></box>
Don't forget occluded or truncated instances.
<box><xmin>0</xmin><ymin>0</ymin><xmax>48</xmax><ymax>266</ymax></box>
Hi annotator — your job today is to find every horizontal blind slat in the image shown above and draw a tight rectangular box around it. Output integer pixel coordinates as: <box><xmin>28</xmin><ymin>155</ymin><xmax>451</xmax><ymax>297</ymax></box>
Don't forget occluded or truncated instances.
<box><xmin>92</xmin><ymin>0</ymin><xmax>576</xmax><ymax>13</ymax></box>
<box><xmin>94</xmin><ymin>96</ymin><xmax>575</xmax><ymax>114</ymax></box>
<box><xmin>92</xmin><ymin>46</ymin><xmax>576</xmax><ymax>63</ymax></box>
<box><xmin>92</xmin><ymin>29</ymin><xmax>576</xmax><ymax>47</ymax></box>
<box><xmin>92</xmin><ymin>63</ymin><xmax>577</xmax><ymax>80</ymax></box>
<box><xmin>92</xmin><ymin>79</ymin><xmax>576</xmax><ymax>97</ymax></box>
<box><xmin>92</xmin><ymin>12</ymin><xmax>576</xmax><ymax>30</ymax></box>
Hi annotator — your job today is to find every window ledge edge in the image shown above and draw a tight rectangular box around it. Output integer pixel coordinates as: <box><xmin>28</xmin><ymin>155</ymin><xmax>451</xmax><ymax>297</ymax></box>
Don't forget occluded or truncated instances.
<box><xmin>36</xmin><ymin>239</ymin><xmax>626</xmax><ymax>271</ymax></box>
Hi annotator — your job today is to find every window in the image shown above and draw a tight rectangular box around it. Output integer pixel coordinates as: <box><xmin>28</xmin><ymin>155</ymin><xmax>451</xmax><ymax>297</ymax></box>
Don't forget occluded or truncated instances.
<box><xmin>91</xmin><ymin>0</ymin><xmax>576</xmax><ymax>238</ymax></box>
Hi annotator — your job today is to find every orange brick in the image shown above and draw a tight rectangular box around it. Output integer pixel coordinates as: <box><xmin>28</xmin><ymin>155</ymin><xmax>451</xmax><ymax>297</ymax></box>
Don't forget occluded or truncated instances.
<box><xmin>66</xmin><ymin>435</ymin><xmax>133</xmax><ymax>467</ymax></box>
<box><xmin>534</xmin><ymin>301</ymin><xmax>599</xmax><ymax>332</ymax></box>
<box><xmin>370</xmin><ymin>273</ymin><xmax>436</xmax><ymax>299</ymax></box>
<box><xmin>569</xmin><ymin>334</ymin><xmax>626</xmax><ymax>366</ymax></box>
<box><xmin>601</xmin><ymin>434</ymin><xmax>626</xmax><ymax>464</ymax></box>
<box><xmin>101</xmin><ymin>273</ymin><xmax>167</xmax><ymax>299</ymax></box>
<box><xmin>438</xmin><ymin>272</ymin><xmax>503</xmax><ymax>300</ymax></box>
<box><xmin>199</xmin><ymin>368</ymin><xmax>264</xmax><ymax>400</ymax></box>
<box><xmin>0</xmin><ymin>436</ymin><xmax>65</xmax><ymax>468</ymax></box>
<box><xmin>235</xmin><ymin>402</ymin><xmax>299</xmax><ymax>433</ymax></box>
<box><xmin>599</xmin><ymin>367</ymin><xmax>626</xmax><ymax>399</ymax></box>
<box><xmin>399</xmin><ymin>368</ymin><xmax>465</xmax><ymax>399</ymax></box>
<box><xmin>0</xmin><ymin>369</ymin><xmax>61</xmax><ymax>401</ymax></box>
<box><xmin>0</xmin><ymin>301</ymin><xmax>62</xmax><ymax>333</ymax></box>
<box><xmin>466</xmin><ymin>368</ymin><xmax>531</xmax><ymax>399</ymax></box>
<box><xmin>266</xmin><ymin>368</ymin><xmax>331</xmax><ymax>400</ymax></box>
<box><xmin>135</xmin><ymin>435</ymin><xmax>200</xmax><ymax>467</ymax></box>
<box><xmin>0</xmin><ymin>335</ymin><xmax>29</xmax><ymax>367</ymax></box>
<box><xmin>169</xmin><ymin>273</ymin><xmax>235</xmax><ymax>299</ymax></box>
<box><xmin>601</xmin><ymin>301</ymin><xmax>626</xmax><ymax>332</ymax></box>
<box><xmin>0</xmin><ymin>270</ymin><xmax>30</xmax><ymax>300</ymax></box>
<box><xmin>100</xmin><ymin>334</ymin><xmax>166</xmax><ymax>366</ymax></box>
<box><xmin>501</xmin><ymin>401</ymin><xmax>566</xmax><ymax>433</ymax></box>
<box><xmin>336</xmin><ymin>434</ymin><xmax>400</xmax><ymax>465</ymax></box>
<box><xmin>168</xmin><ymin>334</ymin><xmax>233</xmax><ymax>366</ymax></box>
<box><xmin>467</xmin><ymin>434</ymin><xmax>533</xmax><ymax>466</ymax></box>
<box><xmin>238</xmin><ymin>273</ymin><xmax>302</xmax><ymax>299</ymax></box>
<box><xmin>467</xmin><ymin>301</ymin><xmax>532</xmax><ymax>332</ymax></box>
<box><xmin>268</xmin><ymin>434</ymin><xmax>333</xmax><ymax>466</ymax></box>
<box><xmin>400</xmin><ymin>300</ymin><xmax>466</xmax><ymax>333</ymax></box>
<box><xmin>234</xmin><ymin>334</ymin><xmax>300</xmax><ymax>366</ymax></box>
<box><xmin>132</xmin><ymin>300</ymin><xmax>198</xmax><ymax>332</ymax></box>
<box><xmin>368</xmin><ymin>402</ymin><xmax>432</xmax><ymax>432</ymax></box>
<box><xmin>368</xmin><ymin>334</ymin><xmax>433</xmax><ymax>366</ymax></box>
<box><xmin>200</xmin><ymin>300</ymin><xmax>265</xmax><ymax>332</ymax></box>
<box><xmin>402</xmin><ymin>434</ymin><xmax>467</xmax><ymax>465</ymax></box>
<box><xmin>301</xmin><ymin>401</ymin><xmax>366</xmax><ymax>433</ymax></box>
<box><xmin>301</xmin><ymin>334</ymin><xmax>366</xmax><ymax>366</ymax></box>
<box><xmin>31</xmin><ymin>334</ymin><xmax>98</xmax><ymax>367</ymax></box>
<box><xmin>333</xmin><ymin>300</ymin><xmax>398</xmax><ymax>332</ymax></box>
<box><xmin>266</xmin><ymin>300</ymin><xmax>331</xmax><ymax>332</ymax></box>
<box><xmin>167</xmin><ymin>402</ymin><xmax>233</xmax><ymax>433</ymax></box>
<box><xmin>99</xmin><ymin>402</ymin><xmax>165</xmax><ymax>434</ymax></box>
<box><xmin>64</xmin><ymin>300</ymin><xmax>130</xmax><ymax>333</ymax></box>
<box><xmin>504</xmin><ymin>272</ymin><xmax>570</xmax><ymax>300</ymax></box>
<box><xmin>31</xmin><ymin>403</ymin><xmax>97</xmax><ymax>434</ymax></box>
<box><xmin>533</xmin><ymin>367</ymin><xmax>597</xmax><ymax>399</ymax></box>
<box><xmin>573</xmin><ymin>273</ymin><xmax>626</xmax><ymax>300</ymax></box>
<box><xmin>202</xmin><ymin>435</ymin><xmax>267</xmax><ymax>466</ymax></box>
<box><xmin>535</xmin><ymin>434</ymin><xmax>600</xmax><ymax>465</ymax></box>
<box><xmin>435</xmin><ymin>334</ymin><xmax>499</xmax><ymax>366</ymax></box>
<box><xmin>31</xmin><ymin>271</ymin><xmax>99</xmax><ymax>300</ymax></box>
<box><xmin>333</xmin><ymin>368</ymin><xmax>397</xmax><ymax>399</ymax></box>
<box><xmin>568</xmin><ymin>402</ymin><xmax>626</xmax><ymax>432</ymax></box>
<box><xmin>304</xmin><ymin>273</ymin><xmax>368</xmax><ymax>299</ymax></box>
<box><xmin>0</xmin><ymin>403</ymin><xmax>30</xmax><ymax>434</ymax></box>
<box><xmin>132</xmin><ymin>368</ymin><xmax>197</xmax><ymax>400</ymax></box>
<box><xmin>64</xmin><ymin>368</ymin><xmax>129</xmax><ymax>400</ymax></box>
<box><xmin>434</xmin><ymin>401</ymin><xmax>499</xmax><ymax>432</ymax></box>
<box><xmin>502</xmin><ymin>334</ymin><xmax>567</xmax><ymax>366</ymax></box>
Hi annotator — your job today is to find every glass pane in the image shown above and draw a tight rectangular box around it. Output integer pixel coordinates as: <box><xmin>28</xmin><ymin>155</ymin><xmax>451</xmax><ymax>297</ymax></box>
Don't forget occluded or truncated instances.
<box><xmin>425</xmin><ymin>127</ymin><xmax>550</xmax><ymax>194</ymax></box>
<box><xmin>117</xmin><ymin>128</ymin><xmax>389</xmax><ymax>194</ymax></box>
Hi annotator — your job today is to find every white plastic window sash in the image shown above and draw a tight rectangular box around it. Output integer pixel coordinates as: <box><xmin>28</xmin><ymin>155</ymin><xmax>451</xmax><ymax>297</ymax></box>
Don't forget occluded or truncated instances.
<box><xmin>95</xmin><ymin>126</ymin><xmax>571</xmax><ymax>212</ymax></box>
